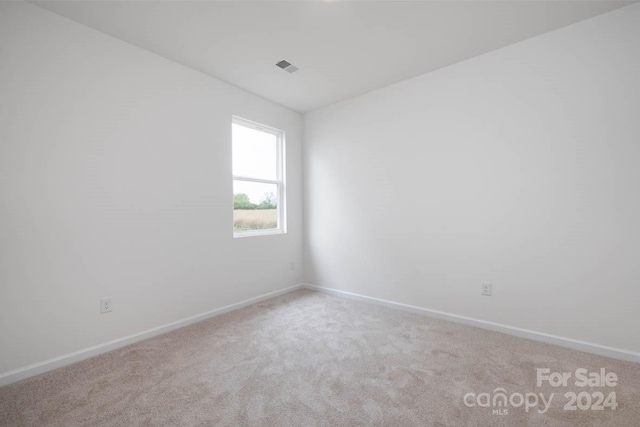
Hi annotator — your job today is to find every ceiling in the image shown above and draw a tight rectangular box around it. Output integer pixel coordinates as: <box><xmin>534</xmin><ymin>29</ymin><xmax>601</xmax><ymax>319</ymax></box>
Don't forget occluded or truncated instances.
<box><xmin>32</xmin><ymin>1</ymin><xmax>634</xmax><ymax>113</ymax></box>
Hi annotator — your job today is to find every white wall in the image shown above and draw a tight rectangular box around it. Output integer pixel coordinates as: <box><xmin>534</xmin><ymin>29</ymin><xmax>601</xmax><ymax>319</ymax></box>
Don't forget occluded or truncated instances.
<box><xmin>0</xmin><ymin>2</ymin><xmax>303</xmax><ymax>376</ymax></box>
<box><xmin>304</xmin><ymin>3</ymin><xmax>640</xmax><ymax>355</ymax></box>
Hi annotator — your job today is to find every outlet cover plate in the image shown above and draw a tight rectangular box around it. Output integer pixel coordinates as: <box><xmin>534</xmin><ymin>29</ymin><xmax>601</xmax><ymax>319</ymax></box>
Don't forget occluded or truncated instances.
<box><xmin>100</xmin><ymin>297</ymin><xmax>112</xmax><ymax>314</ymax></box>
<box><xmin>481</xmin><ymin>283</ymin><xmax>492</xmax><ymax>296</ymax></box>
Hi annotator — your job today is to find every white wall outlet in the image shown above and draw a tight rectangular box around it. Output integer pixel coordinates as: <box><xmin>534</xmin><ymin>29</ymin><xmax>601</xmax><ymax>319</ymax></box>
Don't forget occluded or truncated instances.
<box><xmin>290</xmin><ymin>262</ymin><xmax>295</xmax><ymax>271</ymax></box>
<box><xmin>481</xmin><ymin>283</ymin><xmax>492</xmax><ymax>296</ymax></box>
<box><xmin>100</xmin><ymin>297</ymin><xmax>112</xmax><ymax>314</ymax></box>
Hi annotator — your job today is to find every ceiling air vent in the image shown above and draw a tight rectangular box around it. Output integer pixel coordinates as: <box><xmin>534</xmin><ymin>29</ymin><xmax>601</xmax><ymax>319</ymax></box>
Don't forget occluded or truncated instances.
<box><xmin>276</xmin><ymin>59</ymin><xmax>299</xmax><ymax>74</ymax></box>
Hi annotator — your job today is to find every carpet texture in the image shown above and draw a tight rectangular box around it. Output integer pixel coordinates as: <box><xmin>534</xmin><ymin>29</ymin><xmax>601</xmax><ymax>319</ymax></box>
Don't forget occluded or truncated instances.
<box><xmin>1</xmin><ymin>289</ymin><xmax>639</xmax><ymax>426</ymax></box>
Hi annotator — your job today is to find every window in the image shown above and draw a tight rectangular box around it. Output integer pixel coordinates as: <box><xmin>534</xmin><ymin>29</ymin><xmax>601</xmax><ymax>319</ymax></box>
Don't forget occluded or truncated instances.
<box><xmin>232</xmin><ymin>117</ymin><xmax>285</xmax><ymax>237</ymax></box>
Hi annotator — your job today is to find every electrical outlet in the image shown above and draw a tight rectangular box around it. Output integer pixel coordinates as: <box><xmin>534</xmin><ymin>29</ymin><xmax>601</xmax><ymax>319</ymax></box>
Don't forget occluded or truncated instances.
<box><xmin>481</xmin><ymin>283</ymin><xmax>492</xmax><ymax>296</ymax></box>
<box><xmin>290</xmin><ymin>262</ymin><xmax>295</xmax><ymax>271</ymax></box>
<box><xmin>100</xmin><ymin>297</ymin><xmax>112</xmax><ymax>314</ymax></box>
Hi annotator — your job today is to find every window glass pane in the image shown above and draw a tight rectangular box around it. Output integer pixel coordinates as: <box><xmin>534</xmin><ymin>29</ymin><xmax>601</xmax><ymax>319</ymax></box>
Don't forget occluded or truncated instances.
<box><xmin>232</xmin><ymin>123</ymin><xmax>277</xmax><ymax>180</ymax></box>
<box><xmin>233</xmin><ymin>180</ymin><xmax>278</xmax><ymax>231</ymax></box>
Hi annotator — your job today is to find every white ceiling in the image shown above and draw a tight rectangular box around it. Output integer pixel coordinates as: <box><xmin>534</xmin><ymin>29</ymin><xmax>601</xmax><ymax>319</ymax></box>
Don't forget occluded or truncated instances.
<box><xmin>32</xmin><ymin>0</ymin><xmax>633</xmax><ymax>113</ymax></box>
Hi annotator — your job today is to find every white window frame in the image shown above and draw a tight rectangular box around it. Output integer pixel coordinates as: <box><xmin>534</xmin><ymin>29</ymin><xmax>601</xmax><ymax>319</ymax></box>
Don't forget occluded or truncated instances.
<box><xmin>232</xmin><ymin>116</ymin><xmax>286</xmax><ymax>238</ymax></box>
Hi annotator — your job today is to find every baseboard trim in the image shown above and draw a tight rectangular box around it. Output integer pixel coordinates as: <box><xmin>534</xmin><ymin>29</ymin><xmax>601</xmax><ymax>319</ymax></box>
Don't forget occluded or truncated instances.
<box><xmin>0</xmin><ymin>284</ymin><xmax>304</xmax><ymax>387</ymax></box>
<box><xmin>4</xmin><ymin>283</ymin><xmax>636</xmax><ymax>387</ymax></box>
<box><xmin>303</xmin><ymin>284</ymin><xmax>640</xmax><ymax>364</ymax></box>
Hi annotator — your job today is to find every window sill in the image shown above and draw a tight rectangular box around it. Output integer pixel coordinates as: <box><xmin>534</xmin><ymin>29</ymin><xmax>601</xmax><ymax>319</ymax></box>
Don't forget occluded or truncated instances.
<box><xmin>233</xmin><ymin>229</ymin><xmax>286</xmax><ymax>239</ymax></box>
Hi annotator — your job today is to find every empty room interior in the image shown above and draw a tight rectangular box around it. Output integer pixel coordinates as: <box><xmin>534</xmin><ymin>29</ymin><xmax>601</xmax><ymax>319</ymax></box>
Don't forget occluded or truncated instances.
<box><xmin>1</xmin><ymin>0</ymin><xmax>640</xmax><ymax>425</ymax></box>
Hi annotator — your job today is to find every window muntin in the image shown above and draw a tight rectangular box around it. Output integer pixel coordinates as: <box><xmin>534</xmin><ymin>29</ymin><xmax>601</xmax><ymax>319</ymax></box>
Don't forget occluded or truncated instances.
<box><xmin>232</xmin><ymin>117</ymin><xmax>285</xmax><ymax>237</ymax></box>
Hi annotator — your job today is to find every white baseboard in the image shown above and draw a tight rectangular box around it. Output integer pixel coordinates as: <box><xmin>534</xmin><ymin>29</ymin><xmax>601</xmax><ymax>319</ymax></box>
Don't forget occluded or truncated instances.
<box><xmin>3</xmin><ymin>282</ymin><xmax>636</xmax><ymax>387</ymax></box>
<box><xmin>303</xmin><ymin>284</ymin><xmax>640</xmax><ymax>364</ymax></box>
<box><xmin>0</xmin><ymin>284</ymin><xmax>304</xmax><ymax>387</ymax></box>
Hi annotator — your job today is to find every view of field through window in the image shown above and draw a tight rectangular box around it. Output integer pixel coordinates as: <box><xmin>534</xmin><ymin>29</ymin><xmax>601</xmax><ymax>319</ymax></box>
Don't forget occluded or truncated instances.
<box><xmin>233</xmin><ymin>181</ymin><xmax>278</xmax><ymax>231</ymax></box>
<box><xmin>232</xmin><ymin>120</ymin><xmax>282</xmax><ymax>233</ymax></box>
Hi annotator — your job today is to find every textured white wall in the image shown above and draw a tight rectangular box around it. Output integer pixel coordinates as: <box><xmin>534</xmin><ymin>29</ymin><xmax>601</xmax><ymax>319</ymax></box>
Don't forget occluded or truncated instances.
<box><xmin>0</xmin><ymin>2</ymin><xmax>303</xmax><ymax>375</ymax></box>
<box><xmin>304</xmin><ymin>3</ymin><xmax>640</xmax><ymax>354</ymax></box>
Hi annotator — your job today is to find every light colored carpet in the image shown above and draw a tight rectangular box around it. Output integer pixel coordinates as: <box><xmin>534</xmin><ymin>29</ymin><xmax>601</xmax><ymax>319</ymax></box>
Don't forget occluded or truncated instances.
<box><xmin>1</xmin><ymin>289</ymin><xmax>639</xmax><ymax>426</ymax></box>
